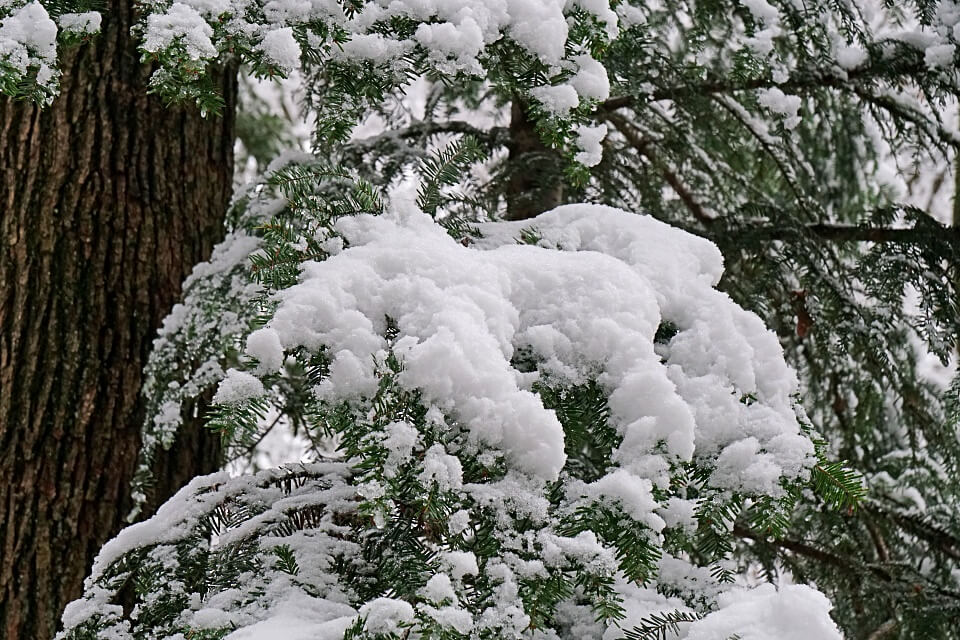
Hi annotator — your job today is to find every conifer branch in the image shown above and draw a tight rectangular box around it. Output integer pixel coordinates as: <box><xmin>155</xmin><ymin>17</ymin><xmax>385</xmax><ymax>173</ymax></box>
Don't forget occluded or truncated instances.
<box><xmin>621</xmin><ymin>610</ymin><xmax>702</xmax><ymax>640</ymax></box>
<box><xmin>598</xmin><ymin>60</ymin><xmax>932</xmax><ymax>113</ymax></box>
<box><xmin>738</xmin><ymin>222</ymin><xmax>960</xmax><ymax>244</ymax></box>
<box><xmin>866</xmin><ymin>619</ymin><xmax>899</xmax><ymax>640</ymax></box>
<box><xmin>866</xmin><ymin>505</ymin><xmax>960</xmax><ymax>562</ymax></box>
<box><xmin>605</xmin><ymin>112</ymin><xmax>713</xmax><ymax>225</ymax></box>
<box><xmin>731</xmin><ymin>524</ymin><xmax>889</xmax><ymax>579</ymax></box>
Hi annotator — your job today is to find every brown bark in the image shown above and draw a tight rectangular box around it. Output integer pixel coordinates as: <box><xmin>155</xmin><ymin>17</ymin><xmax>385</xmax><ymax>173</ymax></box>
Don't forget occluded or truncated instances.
<box><xmin>504</xmin><ymin>100</ymin><xmax>564</xmax><ymax>220</ymax></box>
<box><xmin>0</xmin><ymin>2</ymin><xmax>236</xmax><ymax>638</ymax></box>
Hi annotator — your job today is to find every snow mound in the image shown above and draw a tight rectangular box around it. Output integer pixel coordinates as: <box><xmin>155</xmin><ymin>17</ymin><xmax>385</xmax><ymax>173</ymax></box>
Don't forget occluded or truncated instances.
<box><xmin>256</xmin><ymin>203</ymin><xmax>813</xmax><ymax>495</ymax></box>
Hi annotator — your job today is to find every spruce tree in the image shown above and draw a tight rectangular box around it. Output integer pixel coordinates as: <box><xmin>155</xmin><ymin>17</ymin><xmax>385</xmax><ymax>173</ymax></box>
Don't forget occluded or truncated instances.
<box><xmin>5</xmin><ymin>0</ymin><xmax>959</xmax><ymax>638</ymax></box>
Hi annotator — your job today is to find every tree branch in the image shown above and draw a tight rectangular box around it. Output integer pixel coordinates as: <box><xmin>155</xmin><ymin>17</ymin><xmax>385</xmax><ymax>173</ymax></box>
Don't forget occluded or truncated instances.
<box><xmin>732</xmin><ymin>524</ymin><xmax>881</xmax><ymax>577</ymax></box>
<box><xmin>605</xmin><ymin>112</ymin><xmax>713</xmax><ymax>225</ymax></box>
<box><xmin>598</xmin><ymin>61</ymin><xmax>930</xmax><ymax>113</ymax></box>
<box><xmin>866</xmin><ymin>620</ymin><xmax>899</xmax><ymax>640</ymax></box>
<box><xmin>866</xmin><ymin>503</ymin><xmax>960</xmax><ymax>562</ymax></box>
<box><xmin>742</xmin><ymin>223</ymin><xmax>960</xmax><ymax>243</ymax></box>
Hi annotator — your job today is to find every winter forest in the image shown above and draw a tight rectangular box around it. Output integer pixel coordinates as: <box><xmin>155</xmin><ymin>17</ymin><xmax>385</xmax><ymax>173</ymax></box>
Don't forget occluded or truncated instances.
<box><xmin>2</xmin><ymin>0</ymin><xmax>960</xmax><ymax>639</ymax></box>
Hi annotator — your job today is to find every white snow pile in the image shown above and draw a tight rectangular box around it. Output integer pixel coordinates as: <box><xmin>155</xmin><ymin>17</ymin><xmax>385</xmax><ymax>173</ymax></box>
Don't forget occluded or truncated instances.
<box><xmin>143</xmin><ymin>3</ymin><xmax>219</xmax><ymax>61</ymax></box>
<box><xmin>58</xmin><ymin>11</ymin><xmax>103</xmax><ymax>35</ymax></box>
<box><xmin>219</xmin><ymin>203</ymin><xmax>814</xmax><ymax>497</ymax></box>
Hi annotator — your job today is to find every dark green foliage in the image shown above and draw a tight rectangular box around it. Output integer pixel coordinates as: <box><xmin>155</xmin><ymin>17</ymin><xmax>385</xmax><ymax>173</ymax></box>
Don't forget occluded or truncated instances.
<box><xmin>539</xmin><ymin>381</ymin><xmax>617</xmax><ymax>482</ymax></box>
<box><xmin>621</xmin><ymin>609</ymin><xmax>702</xmax><ymax>640</ymax></box>
<box><xmin>417</xmin><ymin>136</ymin><xmax>486</xmax><ymax>215</ymax></box>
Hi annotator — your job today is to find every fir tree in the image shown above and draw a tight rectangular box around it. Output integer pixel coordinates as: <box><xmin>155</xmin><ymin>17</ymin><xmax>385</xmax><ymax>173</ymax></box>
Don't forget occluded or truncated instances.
<box><xmin>4</xmin><ymin>1</ymin><xmax>960</xmax><ymax>638</ymax></box>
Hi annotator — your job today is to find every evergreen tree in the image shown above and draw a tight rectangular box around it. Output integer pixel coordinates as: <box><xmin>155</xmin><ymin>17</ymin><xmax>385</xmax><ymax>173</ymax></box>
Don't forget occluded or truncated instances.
<box><xmin>5</xmin><ymin>0</ymin><xmax>959</xmax><ymax>638</ymax></box>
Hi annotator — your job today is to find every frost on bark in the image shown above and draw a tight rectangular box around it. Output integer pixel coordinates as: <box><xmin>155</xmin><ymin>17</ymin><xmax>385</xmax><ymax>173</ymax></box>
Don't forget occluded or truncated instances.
<box><xmin>0</xmin><ymin>1</ymin><xmax>236</xmax><ymax>637</ymax></box>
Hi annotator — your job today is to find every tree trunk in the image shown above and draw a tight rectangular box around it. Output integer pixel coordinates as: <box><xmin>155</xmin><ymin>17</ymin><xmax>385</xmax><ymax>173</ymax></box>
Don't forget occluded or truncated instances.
<box><xmin>504</xmin><ymin>100</ymin><xmax>564</xmax><ymax>220</ymax></box>
<box><xmin>0</xmin><ymin>1</ymin><xmax>237</xmax><ymax>637</ymax></box>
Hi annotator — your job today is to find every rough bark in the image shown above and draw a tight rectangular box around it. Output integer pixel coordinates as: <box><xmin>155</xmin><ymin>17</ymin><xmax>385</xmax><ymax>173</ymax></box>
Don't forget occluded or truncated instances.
<box><xmin>0</xmin><ymin>2</ymin><xmax>236</xmax><ymax>637</ymax></box>
<box><xmin>504</xmin><ymin>100</ymin><xmax>564</xmax><ymax>220</ymax></box>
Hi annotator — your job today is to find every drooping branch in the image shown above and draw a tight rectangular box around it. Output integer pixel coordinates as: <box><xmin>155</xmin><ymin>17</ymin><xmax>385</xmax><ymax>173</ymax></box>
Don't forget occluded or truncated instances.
<box><xmin>601</xmin><ymin>112</ymin><xmax>956</xmax><ymax>245</ymax></box>
<box><xmin>865</xmin><ymin>504</ymin><xmax>960</xmax><ymax>563</ymax></box>
<box><xmin>731</xmin><ymin>524</ymin><xmax>881</xmax><ymax>577</ymax></box>
<box><xmin>604</xmin><ymin>112</ymin><xmax>713</xmax><ymax>225</ymax></box>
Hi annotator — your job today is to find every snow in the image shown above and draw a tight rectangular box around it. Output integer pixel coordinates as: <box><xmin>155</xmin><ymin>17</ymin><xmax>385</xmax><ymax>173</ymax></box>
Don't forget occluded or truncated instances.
<box><xmin>685</xmin><ymin>584</ymin><xmax>843</xmax><ymax>640</ymax></box>
<box><xmin>185</xmin><ymin>232</ymin><xmax>262</xmax><ymax>282</ymax></box>
<box><xmin>742</xmin><ymin>0</ymin><xmax>779</xmax><ymax>25</ymax></box>
<box><xmin>479</xmin><ymin>204</ymin><xmax>811</xmax><ymax>491</ymax></box>
<box><xmin>569</xmin><ymin>54</ymin><xmax>611</xmax><ymax>102</ymax></box>
<box><xmin>571</xmin><ymin>469</ymin><xmax>665</xmax><ymax>531</ymax></box>
<box><xmin>711</xmin><ymin>437</ymin><xmax>783</xmax><ymax>495</ymax></box>
<box><xmin>415</xmin><ymin>21</ymin><xmax>484</xmax><ymax>73</ymax></box>
<box><xmin>530</xmin><ymin>84</ymin><xmax>581</xmax><ymax>116</ymax></box>
<box><xmin>420</xmin><ymin>573</ymin><xmax>457</xmax><ymax>602</ymax></box>
<box><xmin>607</xmin><ymin>583</ymin><xmax>842</xmax><ymax>640</ymax></box>
<box><xmin>358</xmin><ymin>598</ymin><xmax>415</xmax><ymax>635</ymax></box>
<box><xmin>573</xmin><ymin>0</ymin><xmax>619</xmax><ymax>39</ymax></box>
<box><xmin>224</xmin><ymin>597</ymin><xmax>353</xmax><ymax>640</ymax></box>
<box><xmin>260</xmin><ymin>27</ymin><xmax>301</xmax><ymax>73</ymax></box>
<box><xmin>447</xmin><ymin>509</ymin><xmax>471</xmax><ymax>534</ymax></box>
<box><xmin>504</xmin><ymin>0</ymin><xmax>568</xmax><ymax>63</ymax></box>
<box><xmin>0</xmin><ymin>2</ymin><xmax>56</xmax><ymax>62</ymax></box>
<box><xmin>246</xmin><ymin>327</ymin><xmax>285</xmax><ymax>374</ymax></box>
<box><xmin>419</xmin><ymin>443</ymin><xmax>465</xmax><ymax>490</ymax></box>
<box><xmin>382</xmin><ymin>421</ymin><xmax>420</xmax><ymax>474</ymax></box>
<box><xmin>335</xmin><ymin>33</ymin><xmax>412</xmax><ymax>63</ymax></box>
<box><xmin>181</xmin><ymin>0</ymin><xmax>231</xmax><ymax>17</ymax></box>
<box><xmin>574</xmin><ymin>123</ymin><xmax>608</xmax><ymax>167</ymax></box>
<box><xmin>834</xmin><ymin>44</ymin><xmax>867</xmax><ymax>70</ymax></box>
<box><xmin>58</xmin><ymin>11</ymin><xmax>102</xmax><ymax>34</ymax></box>
<box><xmin>441</xmin><ymin>550</ymin><xmax>479</xmax><ymax>579</ymax></box>
<box><xmin>213</xmin><ymin>368</ymin><xmax>266</xmax><ymax>404</ymax></box>
<box><xmin>143</xmin><ymin>3</ymin><xmax>218</xmax><ymax>60</ymax></box>
<box><xmin>0</xmin><ymin>2</ymin><xmax>58</xmax><ymax>92</ymax></box>
<box><xmin>757</xmin><ymin>87</ymin><xmax>802</xmax><ymax>130</ymax></box>
<box><xmin>925</xmin><ymin>43</ymin><xmax>955</xmax><ymax>68</ymax></box>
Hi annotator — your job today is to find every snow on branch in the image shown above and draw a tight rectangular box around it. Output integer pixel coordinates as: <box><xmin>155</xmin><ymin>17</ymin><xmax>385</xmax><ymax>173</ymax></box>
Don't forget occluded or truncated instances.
<box><xmin>60</xmin><ymin>186</ymin><xmax>847</xmax><ymax>639</ymax></box>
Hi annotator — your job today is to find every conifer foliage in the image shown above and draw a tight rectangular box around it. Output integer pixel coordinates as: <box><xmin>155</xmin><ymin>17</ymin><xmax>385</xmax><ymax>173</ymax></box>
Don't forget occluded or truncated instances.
<box><xmin>7</xmin><ymin>0</ymin><xmax>959</xmax><ymax>638</ymax></box>
<box><xmin>61</xmin><ymin>188</ymin><xmax>845</xmax><ymax>639</ymax></box>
